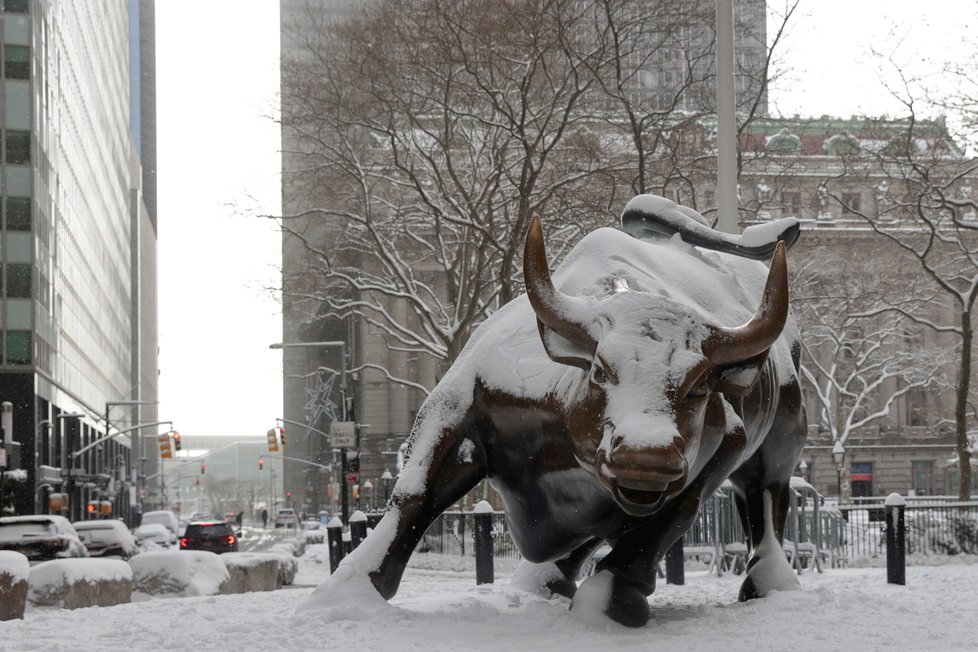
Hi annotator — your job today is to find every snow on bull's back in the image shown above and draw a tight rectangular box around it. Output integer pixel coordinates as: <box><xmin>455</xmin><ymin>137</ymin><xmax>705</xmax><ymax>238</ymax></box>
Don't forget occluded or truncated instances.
<box><xmin>464</xmin><ymin>228</ymin><xmax>773</xmax><ymax>396</ymax></box>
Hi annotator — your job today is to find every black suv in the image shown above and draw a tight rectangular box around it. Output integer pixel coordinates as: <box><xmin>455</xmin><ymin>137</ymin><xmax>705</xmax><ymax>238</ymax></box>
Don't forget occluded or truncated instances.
<box><xmin>179</xmin><ymin>521</ymin><xmax>239</xmax><ymax>554</ymax></box>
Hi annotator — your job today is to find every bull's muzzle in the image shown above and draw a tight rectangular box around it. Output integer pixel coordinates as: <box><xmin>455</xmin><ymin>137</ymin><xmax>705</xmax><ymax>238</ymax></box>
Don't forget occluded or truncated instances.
<box><xmin>594</xmin><ymin>436</ymin><xmax>688</xmax><ymax>516</ymax></box>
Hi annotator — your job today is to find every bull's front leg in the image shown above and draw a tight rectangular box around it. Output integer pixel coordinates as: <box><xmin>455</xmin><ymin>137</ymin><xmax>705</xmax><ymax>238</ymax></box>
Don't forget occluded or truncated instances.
<box><xmin>572</xmin><ymin>423</ymin><xmax>747</xmax><ymax>627</ymax></box>
<box><xmin>298</xmin><ymin>394</ymin><xmax>486</xmax><ymax>616</ymax></box>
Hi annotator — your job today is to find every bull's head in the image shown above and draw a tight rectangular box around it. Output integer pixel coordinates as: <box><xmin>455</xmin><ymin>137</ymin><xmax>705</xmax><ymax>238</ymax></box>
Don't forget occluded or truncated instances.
<box><xmin>523</xmin><ymin>216</ymin><xmax>789</xmax><ymax>516</ymax></box>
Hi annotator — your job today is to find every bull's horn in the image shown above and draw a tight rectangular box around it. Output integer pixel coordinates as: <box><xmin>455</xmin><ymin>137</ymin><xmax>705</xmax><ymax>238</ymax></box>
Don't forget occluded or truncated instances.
<box><xmin>524</xmin><ymin>215</ymin><xmax>597</xmax><ymax>352</ymax></box>
<box><xmin>703</xmin><ymin>240</ymin><xmax>789</xmax><ymax>366</ymax></box>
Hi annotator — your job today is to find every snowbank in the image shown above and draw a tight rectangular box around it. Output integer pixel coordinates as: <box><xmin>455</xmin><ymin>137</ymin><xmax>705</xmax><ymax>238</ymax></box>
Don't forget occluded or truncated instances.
<box><xmin>0</xmin><ymin>551</ymin><xmax>30</xmax><ymax>620</ymax></box>
<box><xmin>130</xmin><ymin>550</ymin><xmax>228</xmax><ymax>598</ymax></box>
<box><xmin>28</xmin><ymin>558</ymin><xmax>132</xmax><ymax>609</ymax></box>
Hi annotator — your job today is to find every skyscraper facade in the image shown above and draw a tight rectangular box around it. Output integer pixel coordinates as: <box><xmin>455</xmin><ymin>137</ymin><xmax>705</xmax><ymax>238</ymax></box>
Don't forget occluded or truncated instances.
<box><xmin>0</xmin><ymin>0</ymin><xmax>158</xmax><ymax>520</ymax></box>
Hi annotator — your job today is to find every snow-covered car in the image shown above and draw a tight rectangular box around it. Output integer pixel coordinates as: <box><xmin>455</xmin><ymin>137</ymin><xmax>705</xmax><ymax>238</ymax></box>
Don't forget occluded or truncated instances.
<box><xmin>140</xmin><ymin>510</ymin><xmax>180</xmax><ymax>538</ymax></box>
<box><xmin>0</xmin><ymin>514</ymin><xmax>88</xmax><ymax>562</ymax></box>
<box><xmin>301</xmin><ymin>520</ymin><xmax>326</xmax><ymax>543</ymax></box>
<box><xmin>134</xmin><ymin>523</ymin><xmax>177</xmax><ymax>549</ymax></box>
<box><xmin>274</xmin><ymin>508</ymin><xmax>300</xmax><ymax>529</ymax></box>
<box><xmin>72</xmin><ymin>519</ymin><xmax>139</xmax><ymax>559</ymax></box>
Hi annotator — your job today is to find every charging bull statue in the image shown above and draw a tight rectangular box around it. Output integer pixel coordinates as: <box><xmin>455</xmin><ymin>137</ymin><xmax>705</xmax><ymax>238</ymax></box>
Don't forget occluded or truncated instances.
<box><xmin>302</xmin><ymin>196</ymin><xmax>807</xmax><ymax>627</ymax></box>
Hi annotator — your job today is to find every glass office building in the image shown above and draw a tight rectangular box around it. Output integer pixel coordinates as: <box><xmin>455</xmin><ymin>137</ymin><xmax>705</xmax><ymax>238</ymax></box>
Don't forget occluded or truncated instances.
<box><xmin>0</xmin><ymin>0</ymin><xmax>158</xmax><ymax>521</ymax></box>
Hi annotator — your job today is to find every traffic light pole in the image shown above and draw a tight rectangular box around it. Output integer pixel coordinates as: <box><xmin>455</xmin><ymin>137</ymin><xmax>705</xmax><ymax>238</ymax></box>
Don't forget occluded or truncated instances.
<box><xmin>341</xmin><ymin>448</ymin><xmax>349</xmax><ymax>525</ymax></box>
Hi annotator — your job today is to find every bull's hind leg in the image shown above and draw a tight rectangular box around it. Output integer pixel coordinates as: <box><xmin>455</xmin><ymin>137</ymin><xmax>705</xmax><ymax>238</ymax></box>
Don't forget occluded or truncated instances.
<box><xmin>728</xmin><ymin>382</ymin><xmax>806</xmax><ymax>600</ymax></box>
<box><xmin>729</xmin><ymin>479</ymin><xmax>800</xmax><ymax>601</ymax></box>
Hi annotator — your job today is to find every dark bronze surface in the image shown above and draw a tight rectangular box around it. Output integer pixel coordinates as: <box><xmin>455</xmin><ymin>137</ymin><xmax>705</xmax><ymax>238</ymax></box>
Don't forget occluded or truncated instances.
<box><xmin>354</xmin><ymin>213</ymin><xmax>806</xmax><ymax>628</ymax></box>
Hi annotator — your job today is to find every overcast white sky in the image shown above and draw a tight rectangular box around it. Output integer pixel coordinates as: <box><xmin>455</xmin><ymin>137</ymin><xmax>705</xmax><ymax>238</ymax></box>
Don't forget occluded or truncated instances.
<box><xmin>152</xmin><ymin>1</ymin><xmax>975</xmax><ymax>442</ymax></box>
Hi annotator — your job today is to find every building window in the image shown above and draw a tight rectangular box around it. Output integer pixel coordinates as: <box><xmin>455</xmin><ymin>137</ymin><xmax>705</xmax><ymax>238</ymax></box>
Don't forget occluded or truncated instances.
<box><xmin>841</xmin><ymin>192</ymin><xmax>862</xmax><ymax>214</ymax></box>
<box><xmin>3</xmin><ymin>45</ymin><xmax>27</xmax><ymax>79</ymax></box>
<box><xmin>5</xmin><ymin>130</ymin><xmax>29</xmax><ymax>163</ymax></box>
<box><xmin>3</xmin><ymin>262</ymin><xmax>31</xmax><ymax>297</ymax></box>
<box><xmin>906</xmin><ymin>387</ymin><xmax>926</xmax><ymax>427</ymax></box>
<box><xmin>4</xmin><ymin>0</ymin><xmax>29</xmax><ymax>14</ymax></box>
<box><xmin>912</xmin><ymin>460</ymin><xmax>933</xmax><ymax>496</ymax></box>
<box><xmin>5</xmin><ymin>330</ymin><xmax>31</xmax><ymax>364</ymax></box>
<box><xmin>850</xmin><ymin>461</ymin><xmax>873</xmax><ymax>497</ymax></box>
<box><xmin>5</xmin><ymin>196</ymin><xmax>30</xmax><ymax>230</ymax></box>
<box><xmin>781</xmin><ymin>191</ymin><xmax>802</xmax><ymax>215</ymax></box>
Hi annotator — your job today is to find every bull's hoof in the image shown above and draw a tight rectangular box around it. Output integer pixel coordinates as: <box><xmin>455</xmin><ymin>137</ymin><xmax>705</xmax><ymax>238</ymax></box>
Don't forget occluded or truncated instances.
<box><xmin>546</xmin><ymin>576</ymin><xmax>578</xmax><ymax>599</ymax></box>
<box><xmin>738</xmin><ymin>574</ymin><xmax>760</xmax><ymax>602</ymax></box>
<box><xmin>738</xmin><ymin>553</ymin><xmax>800</xmax><ymax>601</ymax></box>
<box><xmin>570</xmin><ymin>570</ymin><xmax>650</xmax><ymax>628</ymax></box>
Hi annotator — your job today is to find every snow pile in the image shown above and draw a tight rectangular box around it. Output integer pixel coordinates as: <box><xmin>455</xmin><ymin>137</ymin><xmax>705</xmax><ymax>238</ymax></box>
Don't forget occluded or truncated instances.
<box><xmin>130</xmin><ymin>550</ymin><xmax>228</xmax><ymax>597</ymax></box>
<box><xmin>28</xmin><ymin>558</ymin><xmax>132</xmax><ymax>608</ymax></box>
<box><xmin>1</xmin><ymin>549</ymin><xmax>978</xmax><ymax>649</ymax></box>
<box><xmin>0</xmin><ymin>550</ymin><xmax>30</xmax><ymax>583</ymax></box>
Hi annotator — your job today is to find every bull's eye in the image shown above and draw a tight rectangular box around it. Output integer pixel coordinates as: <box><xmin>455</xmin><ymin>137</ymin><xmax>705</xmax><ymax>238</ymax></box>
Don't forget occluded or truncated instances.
<box><xmin>686</xmin><ymin>379</ymin><xmax>709</xmax><ymax>400</ymax></box>
<box><xmin>591</xmin><ymin>365</ymin><xmax>609</xmax><ymax>385</ymax></box>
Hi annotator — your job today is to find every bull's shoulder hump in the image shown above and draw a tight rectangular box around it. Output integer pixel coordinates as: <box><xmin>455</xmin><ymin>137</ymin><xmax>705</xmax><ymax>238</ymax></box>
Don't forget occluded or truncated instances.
<box><xmin>552</xmin><ymin>229</ymin><xmax>770</xmax><ymax>319</ymax></box>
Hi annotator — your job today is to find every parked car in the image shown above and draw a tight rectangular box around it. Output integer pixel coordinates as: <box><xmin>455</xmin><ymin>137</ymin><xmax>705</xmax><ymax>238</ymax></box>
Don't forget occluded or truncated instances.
<box><xmin>0</xmin><ymin>514</ymin><xmax>88</xmax><ymax>562</ymax></box>
<box><xmin>140</xmin><ymin>510</ymin><xmax>179</xmax><ymax>538</ymax></box>
<box><xmin>301</xmin><ymin>520</ymin><xmax>326</xmax><ymax>544</ymax></box>
<box><xmin>134</xmin><ymin>523</ymin><xmax>177</xmax><ymax>549</ymax></box>
<box><xmin>274</xmin><ymin>508</ymin><xmax>300</xmax><ymax>529</ymax></box>
<box><xmin>72</xmin><ymin>519</ymin><xmax>138</xmax><ymax>559</ymax></box>
<box><xmin>179</xmin><ymin>521</ymin><xmax>240</xmax><ymax>554</ymax></box>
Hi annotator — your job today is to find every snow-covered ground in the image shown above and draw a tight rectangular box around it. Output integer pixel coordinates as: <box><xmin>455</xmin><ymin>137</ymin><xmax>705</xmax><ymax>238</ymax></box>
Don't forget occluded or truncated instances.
<box><xmin>4</xmin><ymin>545</ymin><xmax>977</xmax><ymax>651</ymax></box>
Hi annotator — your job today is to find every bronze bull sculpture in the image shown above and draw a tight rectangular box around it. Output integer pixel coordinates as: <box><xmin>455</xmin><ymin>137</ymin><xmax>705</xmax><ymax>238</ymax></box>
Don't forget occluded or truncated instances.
<box><xmin>303</xmin><ymin>198</ymin><xmax>806</xmax><ymax>627</ymax></box>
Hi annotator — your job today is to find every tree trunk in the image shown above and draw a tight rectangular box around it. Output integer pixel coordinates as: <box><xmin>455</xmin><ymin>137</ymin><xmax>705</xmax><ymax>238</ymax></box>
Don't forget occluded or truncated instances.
<box><xmin>956</xmin><ymin>308</ymin><xmax>973</xmax><ymax>501</ymax></box>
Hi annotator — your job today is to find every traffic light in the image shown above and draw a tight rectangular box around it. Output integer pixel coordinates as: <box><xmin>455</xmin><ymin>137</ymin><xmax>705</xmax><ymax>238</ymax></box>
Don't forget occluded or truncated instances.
<box><xmin>173</xmin><ymin>431</ymin><xmax>182</xmax><ymax>452</ymax></box>
<box><xmin>158</xmin><ymin>433</ymin><xmax>172</xmax><ymax>459</ymax></box>
<box><xmin>278</xmin><ymin>427</ymin><xmax>287</xmax><ymax>447</ymax></box>
<box><xmin>266</xmin><ymin>428</ymin><xmax>279</xmax><ymax>453</ymax></box>
<box><xmin>87</xmin><ymin>501</ymin><xmax>97</xmax><ymax>514</ymax></box>
<box><xmin>258</xmin><ymin>457</ymin><xmax>264</xmax><ymax>471</ymax></box>
<box><xmin>200</xmin><ymin>463</ymin><xmax>206</xmax><ymax>475</ymax></box>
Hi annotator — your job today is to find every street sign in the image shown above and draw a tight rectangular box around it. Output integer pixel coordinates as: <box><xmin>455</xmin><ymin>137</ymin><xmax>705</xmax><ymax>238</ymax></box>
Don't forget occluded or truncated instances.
<box><xmin>330</xmin><ymin>421</ymin><xmax>356</xmax><ymax>448</ymax></box>
<box><xmin>61</xmin><ymin>467</ymin><xmax>87</xmax><ymax>477</ymax></box>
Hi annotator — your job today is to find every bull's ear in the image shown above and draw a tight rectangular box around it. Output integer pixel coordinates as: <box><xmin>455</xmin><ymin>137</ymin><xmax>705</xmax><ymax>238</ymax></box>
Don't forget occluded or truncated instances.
<box><xmin>537</xmin><ymin>319</ymin><xmax>593</xmax><ymax>372</ymax></box>
<box><xmin>714</xmin><ymin>351</ymin><xmax>769</xmax><ymax>396</ymax></box>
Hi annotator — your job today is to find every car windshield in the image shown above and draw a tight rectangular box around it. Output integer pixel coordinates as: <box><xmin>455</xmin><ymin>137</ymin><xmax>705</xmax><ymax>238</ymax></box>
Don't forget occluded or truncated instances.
<box><xmin>0</xmin><ymin>522</ymin><xmax>56</xmax><ymax>540</ymax></box>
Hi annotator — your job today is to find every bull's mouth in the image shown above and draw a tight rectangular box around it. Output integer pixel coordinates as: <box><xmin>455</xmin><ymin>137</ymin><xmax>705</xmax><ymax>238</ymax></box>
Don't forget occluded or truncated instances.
<box><xmin>593</xmin><ymin>450</ymin><xmax>687</xmax><ymax>517</ymax></box>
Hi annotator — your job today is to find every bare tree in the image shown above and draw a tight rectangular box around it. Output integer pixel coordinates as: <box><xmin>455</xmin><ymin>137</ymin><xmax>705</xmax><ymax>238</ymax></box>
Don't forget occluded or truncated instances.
<box><xmin>824</xmin><ymin>92</ymin><xmax>978</xmax><ymax>499</ymax></box>
<box><xmin>793</xmin><ymin>247</ymin><xmax>950</xmax><ymax>500</ymax></box>
<box><xmin>280</xmin><ymin>0</ymin><xmax>617</xmax><ymax>386</ymax></box>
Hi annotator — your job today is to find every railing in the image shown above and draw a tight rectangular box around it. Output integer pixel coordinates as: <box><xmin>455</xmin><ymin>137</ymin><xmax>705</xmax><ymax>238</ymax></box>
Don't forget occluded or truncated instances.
<box><xmin>837</xmin><ymin>501</ymin><xmax>978</xmax><ymax>560</ymax></box>
<box><xmin>419</xmin><ymin>510</ymin><xmax>521</xmax><ymax>559</ymax></box>
<box><xmin>415</xmin><ymin>496</ymin><xmax>978</xmax><ymax>568</ymax></box>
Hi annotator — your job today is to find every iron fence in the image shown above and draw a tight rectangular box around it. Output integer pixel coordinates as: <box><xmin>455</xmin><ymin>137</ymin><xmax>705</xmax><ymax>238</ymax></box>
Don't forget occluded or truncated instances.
<box><xmin>837</xmin><ymin>501</ymin><xmax>978</xmax><ymax>560</ymax></box>
<box><xmin>419</xmin><ymin>510</ymin><xmax>521</xmax><ymax>559</ymax></box>
<box><xmin>414</xmin><ymin>497</ymin><xmax>978</xmax><ymax>568</ymax></box>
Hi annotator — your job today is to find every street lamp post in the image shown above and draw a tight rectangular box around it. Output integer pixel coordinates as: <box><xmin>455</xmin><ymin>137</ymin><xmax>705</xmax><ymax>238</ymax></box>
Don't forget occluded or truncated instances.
<box><xmin>58</xmin><ymin>413</ymin><xmax>85</xmax><ymax>521</ymax></box>
<box><xmin>270</xmin><ymin>340</ymin><xmax>350</xmax><ymax>521</ymax></box>
<box><xmin>832</xmin><ymin>440</ymin><xmax>846</xmax><ymax>501</ymax></box>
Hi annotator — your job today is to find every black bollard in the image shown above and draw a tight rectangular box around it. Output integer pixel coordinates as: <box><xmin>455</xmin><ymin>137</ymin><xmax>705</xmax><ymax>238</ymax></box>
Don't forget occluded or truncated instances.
<box><xmin>473</xmin><ymin>501</ymin><xmax>494</xmax><ymax>585</ymax></box>
<box><xmin>349</xmin><ymin>510</ymin><xmax>368</xmax><ymax>550</ymax></box>
<box><xmin>665</xmin><ymin>537</ymin><xmax>685</xmax><ymax>585</ymax></box>
<box><xmin>326</xmin><ymin>517</ymin><xmax>345</xmax><ymax>573</ymax></box>
<box><xmin>884</xmin><ymin>493</ymin><xmax>906</xmax><ymax>586</ymax></box>
<box><xmin>366</xmin><ymin>512</ymin><xmax>383</xmax><ymax>531</ymax></box>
